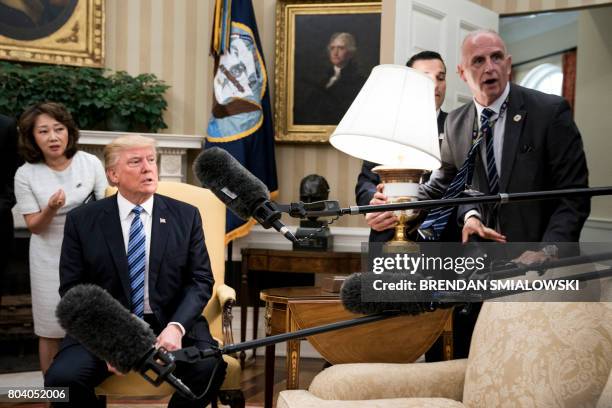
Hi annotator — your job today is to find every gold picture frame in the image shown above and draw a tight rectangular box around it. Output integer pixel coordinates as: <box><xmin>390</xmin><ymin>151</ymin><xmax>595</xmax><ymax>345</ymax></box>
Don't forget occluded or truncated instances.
<box><xmin>0</xmin><ymin>0</ymin><xmax>104</xmax><ymax>67</ymax></box>
<box><xmin>274</xmin><ymin>0</ymin><xmax>381</xmax><ymax>143</ymax></box>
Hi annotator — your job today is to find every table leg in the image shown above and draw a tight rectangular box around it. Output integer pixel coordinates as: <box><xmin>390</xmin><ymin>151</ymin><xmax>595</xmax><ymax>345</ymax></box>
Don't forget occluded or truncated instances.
<box><xmin>252</xmin><ymin>301</ymin><xmax>259</xmax><ymax>359</ymax></box>
<box><xmin>240</xmin><ymin>255</ymin><xmax>249</xmax><ymax>368</ymax></box>
<box><xmin>286</xmin><ymin>318</ymin><xmax>301</xmax><ymax>389</ymax></box>
<box><xmin>442</xmin><ymin>312</ymin><xmax>454</xmax><ymax>360</ymax></box>
<box><xmin>264</xmin><ymin>343</ymin><xmax>275</xmax><ymax>408</ymax></box>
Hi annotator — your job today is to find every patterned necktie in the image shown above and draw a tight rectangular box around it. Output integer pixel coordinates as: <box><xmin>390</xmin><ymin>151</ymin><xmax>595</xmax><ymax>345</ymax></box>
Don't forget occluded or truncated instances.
<box><xmin>127</xmin><ymin>205</ymin><xmax>146</xmax><ymax>318</ymax></box>
<box><xmin>418</xmin><ymin>100</ymin><xmax>508</xmax><ymax>241</ymax></box>
<box><xmin>418</xmin><ymin>135</ymin><xmax>486</xmax><ymax>240</ymax></box>
<box><xmin>481</xmin><ymin>108</ymin><xmax>499</xmax><ymax>194</ymax></box>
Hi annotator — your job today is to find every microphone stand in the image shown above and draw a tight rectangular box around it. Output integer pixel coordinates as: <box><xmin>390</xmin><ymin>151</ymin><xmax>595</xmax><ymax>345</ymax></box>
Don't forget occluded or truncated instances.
<box><xmin>146</xmin><ymin>182</ymin><xmax>612</xmax><ymax>399</ymax></box>
<box><xmin>151</xmin><ymin>312</ymin><xmax>402</xmax><ymax>400</ymax></box>
<box><xmin>143</xmin><ymin>249</ymin><xmax>612</xmax><ymax>400</ymax></box>
<box><xmin>279</xmin><ymin>186</ymin><xmax>612</xmax><ymax>219</ymax></box>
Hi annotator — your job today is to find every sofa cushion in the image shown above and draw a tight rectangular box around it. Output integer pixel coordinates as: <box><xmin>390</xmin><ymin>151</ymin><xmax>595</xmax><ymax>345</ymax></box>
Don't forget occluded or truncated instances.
<box><xmin>278</xmin><ymin>390</ymin><xmax>465</xmax><ymax>408</ymax></box>
<box><xmin>463</xmin><ymin>302</ymin><xmax>612</xmax><ymax>407</ymax></box>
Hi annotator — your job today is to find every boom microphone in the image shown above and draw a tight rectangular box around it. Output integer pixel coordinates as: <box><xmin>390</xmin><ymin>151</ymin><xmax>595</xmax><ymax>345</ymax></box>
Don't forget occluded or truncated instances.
<box><xmin>193</xmin><ymin>147</ymin><xmax>297</xmax><ymax>242</ymax></box>
<box><xmin>340</xmin><ymin>273</ymin><xmax>457</xmax><ymax>315</ymax></box>
<box><xmin>56</xmin><ymin>285</ymin><xmax>197</xmax><ymax>399</ymax></box>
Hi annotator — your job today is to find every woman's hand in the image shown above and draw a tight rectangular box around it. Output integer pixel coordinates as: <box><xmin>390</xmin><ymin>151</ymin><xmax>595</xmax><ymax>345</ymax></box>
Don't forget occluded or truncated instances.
<box><xmin>47</xmin><ymin>189</ymin><xmax>66</xmax><ymax>211</ymax></box>
<box><xmin>24</xmin><ymin>188</ymin><xmax>67</xmax><ymax>234</ymax></box>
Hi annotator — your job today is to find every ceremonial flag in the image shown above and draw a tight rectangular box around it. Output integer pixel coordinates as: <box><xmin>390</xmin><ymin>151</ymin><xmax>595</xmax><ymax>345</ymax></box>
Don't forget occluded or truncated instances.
<box><xmin>207</xmin><ymin>0</ymin><xmax>279</xmax><ymax>244</ymax></box>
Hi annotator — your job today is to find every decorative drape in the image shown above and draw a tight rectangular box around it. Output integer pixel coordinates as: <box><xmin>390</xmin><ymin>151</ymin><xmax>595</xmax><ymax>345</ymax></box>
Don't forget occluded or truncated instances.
<box><xmin>562</xmin><ymin>49</ymin><xmax>577</xmax><ymax>115</ymax></box>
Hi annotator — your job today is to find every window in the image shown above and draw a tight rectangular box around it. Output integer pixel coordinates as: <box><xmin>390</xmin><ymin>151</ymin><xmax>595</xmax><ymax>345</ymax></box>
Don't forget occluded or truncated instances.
<box><xmin>520</xmin><ymin>63</ymin><xmax>563</xmax><ymax>96</ymax></box>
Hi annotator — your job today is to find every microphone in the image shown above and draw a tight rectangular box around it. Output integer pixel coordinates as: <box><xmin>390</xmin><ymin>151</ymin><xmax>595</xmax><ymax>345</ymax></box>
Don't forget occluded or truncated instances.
<box><xmin>193</xmin><ymin>147</ymin><xmax>297</xmax><ymax>243</ymax></box>
<box><xmin>340</xmin><ymin>273</ymin><xmax>458</xmax><ymax>315</ymax></box>
<box><xmin>56</xmin><ymin>284</ymin><xmax>197</xmax><ymax>399</ymax></box>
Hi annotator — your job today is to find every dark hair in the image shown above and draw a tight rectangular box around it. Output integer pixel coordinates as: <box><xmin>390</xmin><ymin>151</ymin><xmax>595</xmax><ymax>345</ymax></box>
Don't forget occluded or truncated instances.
<box><xmin>18</xmin><ymin>102</ymin><xmax>80</xmax><ymax>164</ymax></box>
<box><xmin>406</xmin><ymin>51</ymin><xmax>446</xmax><ymax>72</ymax></box>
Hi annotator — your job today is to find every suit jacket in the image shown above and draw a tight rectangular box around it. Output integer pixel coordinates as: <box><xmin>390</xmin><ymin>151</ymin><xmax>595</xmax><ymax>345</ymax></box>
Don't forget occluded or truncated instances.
<box><xmin>0</xmin><ymin>115</ymin><xmax>18</xmax><ymax>249</ymax></box>
<box><xmin>420</xmin><ymin>83</ymin><xmax>590</xmax><ymax>242</ymax></box>
<box><xmin>59</xmin><ymin>193</ymin><xmax>215</xmax><ymax>340</ymax></box>
<box><xmin>295</xmin><ymin>59</ymin><xmax>366</xmax><ymax>125</ymax></box>
<box><xmin>356</xmin><ymin>111</ymin><xmax>447</xmax><ymax>242</ymax></box>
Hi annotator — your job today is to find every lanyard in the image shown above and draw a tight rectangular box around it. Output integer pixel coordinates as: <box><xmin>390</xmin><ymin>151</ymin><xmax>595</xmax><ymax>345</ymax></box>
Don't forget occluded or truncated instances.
<box><xmin>471</xmin><ymin>97</ymin><xmax>509</xmax><ymax>144</ymax></box>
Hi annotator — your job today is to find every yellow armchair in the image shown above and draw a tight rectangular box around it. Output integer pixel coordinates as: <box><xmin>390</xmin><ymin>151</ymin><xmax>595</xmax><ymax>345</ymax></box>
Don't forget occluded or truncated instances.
<box><xmin>97</xmin><ymin>181</ymin><xmax>243</xmax><ymax>407</ymax></box>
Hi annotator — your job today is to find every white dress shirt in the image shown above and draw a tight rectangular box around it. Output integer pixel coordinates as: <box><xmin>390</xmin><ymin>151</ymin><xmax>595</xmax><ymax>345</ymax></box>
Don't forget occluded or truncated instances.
<box><xmin>117</xmin><ymin>192</ymin><xmax>154</xmax><ymax>314</ymax></box>
<box><xmin>465</xmin><ymin>82</ymin><xmax>510</xmax><ymax>224</ymax></box>
<box><xmin>473</xmin><ymin>82</ymin><xmax>510</xmax><ymax>175</ymax></box>
<box><xmin>117</xmin><ymin>193</ymin><xmax>185</xmax><ymax>335</ymax></box>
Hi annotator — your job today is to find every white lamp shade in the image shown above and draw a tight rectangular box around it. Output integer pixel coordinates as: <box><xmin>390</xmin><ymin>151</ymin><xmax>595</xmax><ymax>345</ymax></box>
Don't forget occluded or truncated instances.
<box><xmin>330</xmin><ymin>65</ymin><xmax>441</xmax><ymax>170</ymax></box>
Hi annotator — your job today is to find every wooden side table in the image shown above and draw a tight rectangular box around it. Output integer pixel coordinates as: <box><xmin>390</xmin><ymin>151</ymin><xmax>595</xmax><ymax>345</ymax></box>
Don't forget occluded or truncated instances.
<box><xmin>239</xmin><ymin>248</ymin><xmax>361</xmax><ymax>367</ymax></box>
<box><xmin>259</xmin><ymin>287</ymin><xmax>453</xmax><ymax>408</ymax></box>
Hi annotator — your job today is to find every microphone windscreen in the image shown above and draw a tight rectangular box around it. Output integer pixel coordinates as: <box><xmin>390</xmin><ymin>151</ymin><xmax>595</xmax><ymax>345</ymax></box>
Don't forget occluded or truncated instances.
<box><xmin>56</xmin><ymin>284</ymin><xmax>156</xmax><ymax>373</ymax></box>
<box><xmin>340</xmin><ymin>273</ymin><xmax>429</xmax><ymax>315</ymax></box>
<box><xmin>193</xmin><ymin>147</ymin><xmax>269</xmax><ymax>220</ymax></box>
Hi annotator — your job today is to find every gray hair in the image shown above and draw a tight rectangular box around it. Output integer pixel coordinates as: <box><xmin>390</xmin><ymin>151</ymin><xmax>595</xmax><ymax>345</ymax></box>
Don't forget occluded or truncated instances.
<box><xmin>328</xmin><ymin>32</ymin><xmax>357</xmax><ymax>54</ymax></box>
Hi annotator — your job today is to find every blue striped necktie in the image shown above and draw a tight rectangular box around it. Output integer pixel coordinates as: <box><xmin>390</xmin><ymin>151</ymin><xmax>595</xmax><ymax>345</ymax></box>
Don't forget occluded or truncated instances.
<box><xmin>418</xmin><ymin>134</ymin><xmax>486</xmax><ymax>240</ymax></box>
<box><xmin>481</xmin><ymin>108</ymin><xmax>499</xmax><ymax>194</ymax></box>
<box><xmin>418</xmin><ymin>100</ymin><xmax>508</xmax><ymax>241</ymax></box>
<box><xmin>127</xmin><ymin>205</ymin><xmax>146</xmax><ymax>318</ymax></box>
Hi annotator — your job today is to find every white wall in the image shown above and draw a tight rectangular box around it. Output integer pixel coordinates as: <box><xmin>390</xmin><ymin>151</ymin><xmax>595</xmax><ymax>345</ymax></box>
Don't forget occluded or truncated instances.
<box><xmin>575</xmin><ymin>8</ymin><xmax>612</xmax><ymax>225</ymax></box>
<box><xmin>504</xmin><ymin>19</ymin><xmax>577</xmax><ymax>65</ymax></box>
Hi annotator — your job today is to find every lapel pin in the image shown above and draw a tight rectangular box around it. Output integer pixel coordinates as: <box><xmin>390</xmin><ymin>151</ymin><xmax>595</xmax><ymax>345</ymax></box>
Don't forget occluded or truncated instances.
<box><xmin>160</xmin><ymin>218</ymin><xmax>166</xmax><ymax>224</ymax></box>
<box><xmin>513</xmin><ymin>114</ymin><xmax>522</xmax><ymax>122</ymax></box>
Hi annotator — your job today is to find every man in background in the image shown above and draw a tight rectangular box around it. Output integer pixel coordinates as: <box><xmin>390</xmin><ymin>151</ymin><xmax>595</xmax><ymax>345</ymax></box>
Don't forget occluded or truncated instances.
<box><xmin>0</xmin><ymin>114</ymin><xmax>19</xmax><ymax>283</ymax></box>
<box><xmin>355</xmin><ymin>51</ymin><xmax>448</xmax><ymax>243</ymax></box>
<box><xmin>354</xmin><ymin>51</ymin><xmax>450</xmax><ymax>362</ymax></box>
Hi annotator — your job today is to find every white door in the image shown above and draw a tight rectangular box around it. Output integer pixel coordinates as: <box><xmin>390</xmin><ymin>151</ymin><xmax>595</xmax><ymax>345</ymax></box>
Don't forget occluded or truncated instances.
<box><xmin>385</xmin><ymin>0</ymin><xmax>499</xmax><ymax>111</ymax></box>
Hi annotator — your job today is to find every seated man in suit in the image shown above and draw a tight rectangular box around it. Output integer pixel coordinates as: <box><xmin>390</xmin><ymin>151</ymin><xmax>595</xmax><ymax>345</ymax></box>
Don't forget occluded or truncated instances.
<box><xmin>45</xmin><ymin>135</ymin><xmax>226</xmax><ymax>407</ymax></box>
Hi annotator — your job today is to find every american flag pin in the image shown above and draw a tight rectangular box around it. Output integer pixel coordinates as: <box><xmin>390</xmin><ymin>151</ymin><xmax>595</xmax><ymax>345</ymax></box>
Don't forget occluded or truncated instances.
<box><xmin>160</xmin><ymin>218</ymin><xmax>166</xmax><ymax>224</ymax></box>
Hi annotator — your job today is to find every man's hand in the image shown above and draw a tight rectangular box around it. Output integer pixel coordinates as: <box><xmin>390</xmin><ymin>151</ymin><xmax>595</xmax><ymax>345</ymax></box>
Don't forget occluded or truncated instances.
<box><xmin>106</xmin><ymin>362</ymin><xmax>124</xmax><ymax>375</ymax></box>
<box><xmin>156</xmin><ymin>324</ymin><xmax>183</xmax><ymax>351</ymax></box>
<box><xmin>365</xmin><ymin>184</ymin><xmax>398</xmax><ymax>232</ymax></box>
<box><xmin>514</xmin><ymin>250</ymin><xmax>556</xmax><ymax>266</ymax></box>
<box><xmin>462</xmin><ymin>216</ymin><xmax>507</xmax><ymax>243</ymax></box>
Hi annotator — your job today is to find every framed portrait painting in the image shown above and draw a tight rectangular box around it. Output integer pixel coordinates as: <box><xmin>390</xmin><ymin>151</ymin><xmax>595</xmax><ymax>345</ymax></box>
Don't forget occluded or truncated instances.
<box><xmin>0</xmin><ymin>0</ymin><xmax>104</xmax><ymax>67</ymax></box>
<box><xmin>275</xmin><ymin>0</ymin><xmax>381</xmax><ymax>143</ymax></box>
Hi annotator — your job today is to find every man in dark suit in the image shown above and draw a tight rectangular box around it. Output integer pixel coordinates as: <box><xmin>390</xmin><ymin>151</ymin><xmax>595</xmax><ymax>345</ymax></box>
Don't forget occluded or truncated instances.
<box><xmin>418</xmin><ymin>30</ymin><xmax>589</xmax><ymax>358</ymax></box>
<box><xmin>0</xmin><ymin>114</ymin><xmax>19</xmax><ymax>280</ymax></box>
<box><xmin>355</xmin><ymin>51</ymin><xmax>448</xmax><ymax>243</ymax></box>
<box><xmin>45</xmin><ymin>135</ymin><xmax>226</xmax><ymax>407</ymax></box>
<box><xmin>421</xmin><ymin>30</ymin><xmax>589</xmax><ymax>249</ymax></box>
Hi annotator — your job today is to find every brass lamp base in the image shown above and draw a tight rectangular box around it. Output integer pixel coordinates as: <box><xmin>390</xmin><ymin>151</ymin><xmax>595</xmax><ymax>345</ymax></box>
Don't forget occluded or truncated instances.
<box><xmin>372</xmin><ymin>166</ymin><xmax>424</xmax><ymax>243</ymax></box>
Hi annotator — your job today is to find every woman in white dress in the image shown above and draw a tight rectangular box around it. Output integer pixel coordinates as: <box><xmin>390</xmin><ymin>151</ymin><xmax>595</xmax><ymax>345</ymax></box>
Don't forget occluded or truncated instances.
<box><xmin>14</xmin><ymin>102</ymin><xmax>107</xmax><ymax>373</ymax></box>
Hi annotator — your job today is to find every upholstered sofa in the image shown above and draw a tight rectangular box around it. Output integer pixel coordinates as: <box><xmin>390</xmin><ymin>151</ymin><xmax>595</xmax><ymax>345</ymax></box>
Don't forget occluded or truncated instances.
<box><xmin>278</xmin><ymin>302</ymin><xmax>612</xmax><ymax>408</ymax></box>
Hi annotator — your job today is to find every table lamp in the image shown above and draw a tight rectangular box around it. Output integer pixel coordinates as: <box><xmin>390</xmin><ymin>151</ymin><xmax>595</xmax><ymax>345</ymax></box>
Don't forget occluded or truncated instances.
<box><xmin>330</xmin><ymin>64</ymin><xmax>441</xmax><ymax>242</ymax></box>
